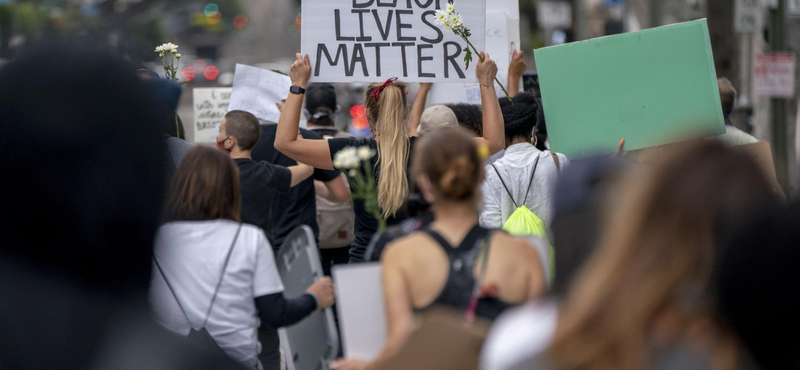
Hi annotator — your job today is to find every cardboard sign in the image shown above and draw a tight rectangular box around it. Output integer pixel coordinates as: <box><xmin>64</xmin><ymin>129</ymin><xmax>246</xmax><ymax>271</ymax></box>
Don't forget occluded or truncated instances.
<box><xmin>754</xmin><ymin>53</ymin><xmax>796</xmax><ymax>98</ymax></box>
<box><xmin>535</xmin><ymin>19</ymin><xmax>726</xmax><ymax>157</ymax></box>
<box><xmin>227</xmin><ymin>64</ymin><xmax>291</xmax><ymax>124</ymax></box>
<box><xmin>427</xmin><ymin>12</ymin><xmax>520</xmax><ymax>104</ymax></box>
<box><xmin>193</xmin><ymin>88</ymin><xmax>232</xmax><ymax>144</ymax></box>
<box><xmin>333</xmin><ymin>263</ymin><xmax>386</xmax><ymax>361</ymax></box>
<box><xmin>302</xmin><ymin>0</ymin><xmax>486</xmax><ymax>83</ymax></box>
<box><xmin>735</xmin><ymin>0</ymin><xmax>761</xmax><ymax>34</ymax></box>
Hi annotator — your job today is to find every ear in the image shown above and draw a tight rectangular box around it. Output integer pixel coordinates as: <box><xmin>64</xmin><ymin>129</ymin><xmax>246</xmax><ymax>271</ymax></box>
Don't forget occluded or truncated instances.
<box><xmin>416</xmin><ymin>174</ymin><xmax>436</xmax><ymax>204</ymax></box>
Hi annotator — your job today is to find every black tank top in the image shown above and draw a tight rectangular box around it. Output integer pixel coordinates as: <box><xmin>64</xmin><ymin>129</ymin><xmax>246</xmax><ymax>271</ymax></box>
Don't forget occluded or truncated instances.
<box><xmin>415</xmin><ymin>225</ymin><xmax>515</xmax><ymax>321</ymax></box>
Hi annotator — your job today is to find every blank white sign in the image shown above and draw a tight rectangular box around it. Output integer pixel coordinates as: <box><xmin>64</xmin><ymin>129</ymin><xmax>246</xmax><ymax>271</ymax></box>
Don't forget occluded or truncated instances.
<box><xmin>333</xmin><ymin>263</ymin><xmax>386</xmax><ymax>361</ymax></box>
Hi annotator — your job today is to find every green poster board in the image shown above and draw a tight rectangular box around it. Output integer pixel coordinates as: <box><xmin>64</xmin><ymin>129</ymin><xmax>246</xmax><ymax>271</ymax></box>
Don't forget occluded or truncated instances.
<box><xmin>535</xmin><ymin>19</ymin><xmax>725</xmax><ymax>157</ymax></box>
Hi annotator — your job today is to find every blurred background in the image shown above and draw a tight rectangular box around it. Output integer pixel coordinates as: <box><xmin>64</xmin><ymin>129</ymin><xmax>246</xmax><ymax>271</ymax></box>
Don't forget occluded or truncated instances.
<box><xmin>0</xmin><ymin>0</ymin><xmax>798</xmax><ymax>191</ymax></box>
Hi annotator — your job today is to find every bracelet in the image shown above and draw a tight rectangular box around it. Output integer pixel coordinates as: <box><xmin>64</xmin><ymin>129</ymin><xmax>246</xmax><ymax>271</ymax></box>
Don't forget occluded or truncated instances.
<box><xmin>481</xmin><ymin>83</ymin><xmax>492</xmax><ymax>89</ymax></box>
<box><xmin>307</xmin><ymin>292</ymin><xmax>320</xmax><ymax>309</ymax></box>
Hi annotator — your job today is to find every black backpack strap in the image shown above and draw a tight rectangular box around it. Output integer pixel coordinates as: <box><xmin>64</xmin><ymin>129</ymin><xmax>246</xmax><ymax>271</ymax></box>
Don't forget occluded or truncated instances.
<box><xmin>153</xmin><ymin>256</ymin><xmax>194</xmax><ymax>330</ymax></box>
<box><xmin>201</xmin><ymin>224</ymin><xmax>243</xmax><ymax>329</ymax></box>
<box><xmin>521</xmin><ymin>155</ymin><xmax>541</xmax><ymax>205</ymax></box>
<box><xmin>491</xmin><ymin>164</ymin><xmax>518</xmax><ymax>208</ymax></box>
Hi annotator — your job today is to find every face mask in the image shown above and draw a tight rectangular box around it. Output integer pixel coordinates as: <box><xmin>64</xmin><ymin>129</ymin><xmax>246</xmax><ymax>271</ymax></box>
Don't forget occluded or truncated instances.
<box><xmin>216</xmin><ymin>136</ymin><xmax>231</xmax><ymax>153</ymax></box>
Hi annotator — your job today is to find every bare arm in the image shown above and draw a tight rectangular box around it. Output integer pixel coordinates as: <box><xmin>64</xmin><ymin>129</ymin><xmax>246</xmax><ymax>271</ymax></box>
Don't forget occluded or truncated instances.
<box><xmin>507</xmin><ymin>50</ymin><xmax>527</xmax><ymax>98</ymax></box>
<box><xmin>274</xmin><ymin>54</ymin><xmax>336</xmax><ymax>170</ymax></box>
<box><xmin>288</xmin><ymin>164</ymin><xmax>314</xmax><ymax>187</ymax></box>
<box><xmin>476</xmin><ymin>53</ymin><xmax>505</xmax><ymax>155</ymax></box>
<box><xmin>407</xmin><ymin>83</ymin><xmax>432</xmax><ymax>137</ymax></box>
<box><xmin>315</xmin><ymin>176</ymin><xmax>351</xmax><ymax>203</ymax></box>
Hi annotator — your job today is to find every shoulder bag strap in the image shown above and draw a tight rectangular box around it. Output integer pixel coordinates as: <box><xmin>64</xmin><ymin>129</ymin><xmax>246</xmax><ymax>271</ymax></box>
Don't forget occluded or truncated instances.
<box><xmin>200</xmin><ymin>223</ymin><xmax>243</xmax><ymax>329</ymax></box>
<box><xmin>551</xmin><ymin>152</ymin><xmax>561</xmax><ymax>175</ymax></box>
<box><xmin>153</xmin><ymin>256</ymin><xmax>195</xmax><ymax>329</ymax></box>
<box><xmin>491</xmin><ymin>164</ymin><xmax>518</xmax><ymax>208</ymax></box>
<box><xmin>521</xmin><ymin>155</ymin><xmax>541</xmax><ymax>206</ymax></box>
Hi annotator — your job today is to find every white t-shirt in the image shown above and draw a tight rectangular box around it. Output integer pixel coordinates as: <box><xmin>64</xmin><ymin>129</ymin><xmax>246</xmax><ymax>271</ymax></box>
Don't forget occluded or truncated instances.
<box><xmin>479</xmin><ymin>300</ymin><xmax>559</xmax><ymax>370</ymax></box>
<box><xmin>149</xmin><ymin>220</ymin><xmax>284</xmax><ymax>368</ymax></box>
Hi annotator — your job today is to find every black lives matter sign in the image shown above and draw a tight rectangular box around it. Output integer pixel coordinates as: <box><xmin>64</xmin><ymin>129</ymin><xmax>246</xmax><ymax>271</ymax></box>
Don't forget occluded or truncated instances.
<box><xmin>301</xmin><ymin>0</ymin><xmax>485</xmax><ymax>83</ymax></box>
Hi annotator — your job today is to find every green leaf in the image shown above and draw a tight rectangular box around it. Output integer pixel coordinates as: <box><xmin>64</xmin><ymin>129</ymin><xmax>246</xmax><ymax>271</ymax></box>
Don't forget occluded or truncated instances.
<box><xmin>464</xmin><ymin>27</ymin><xmax>472</xmax><ymax>38</ymax></box>
<box><xmin>464</xmin><ymin>47</ymin><xmax>473</xmax><ymax>70</ymax></box>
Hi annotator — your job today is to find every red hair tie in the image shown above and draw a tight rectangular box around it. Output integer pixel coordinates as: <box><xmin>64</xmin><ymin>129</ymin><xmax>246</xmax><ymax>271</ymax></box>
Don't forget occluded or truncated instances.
<box><xmin>371</xmin><ymin>77</ymin><xmax>398</xmax><ymax>101</ymax></box>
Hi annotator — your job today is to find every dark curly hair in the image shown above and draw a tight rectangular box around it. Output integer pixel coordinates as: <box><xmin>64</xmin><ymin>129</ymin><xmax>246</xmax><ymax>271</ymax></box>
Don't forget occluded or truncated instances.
<box><xmin>499</xmin><ymin>92</ymin><xmax>539</xmax><ymax>143</ymax></box>
<box><xmin>446</xmin><ymin>103</ymin><xmax>483</xmax><ymax>137</ymax></box>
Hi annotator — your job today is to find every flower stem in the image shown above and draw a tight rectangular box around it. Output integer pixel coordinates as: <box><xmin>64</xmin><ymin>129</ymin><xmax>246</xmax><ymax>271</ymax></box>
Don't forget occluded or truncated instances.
<box><xmin>175</xmin><ymin>113</ymin><xmax>180</xmax><ymax>138</ymax></box>
<box><xmin>460</xmin><ymin>33</ymin><xmax>513</xmax><ymax>101</ymax></box>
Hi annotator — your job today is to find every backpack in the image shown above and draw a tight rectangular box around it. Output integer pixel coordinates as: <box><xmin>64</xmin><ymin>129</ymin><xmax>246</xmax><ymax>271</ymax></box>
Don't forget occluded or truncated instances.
<box><xmin>492</xmin><ymin>154</ymin><xmax>560</xmax><ymax>281</ymax></box>
<box><xmin>316</xmin><ymin>130</ymin><xmax>356</xmax><ymax>249</ymax></box>
<box><xmin>153</xmin><ymin>224</ymin><xmax>242</xmax><ymax>358</ymax></box>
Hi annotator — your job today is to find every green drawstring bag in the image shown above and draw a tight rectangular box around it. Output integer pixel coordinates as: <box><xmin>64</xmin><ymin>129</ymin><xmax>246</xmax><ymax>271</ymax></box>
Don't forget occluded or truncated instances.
<box><xmin>492</xmin><ymin>155</ymin><xmax>555</xmax><ymax>280</ymax></box>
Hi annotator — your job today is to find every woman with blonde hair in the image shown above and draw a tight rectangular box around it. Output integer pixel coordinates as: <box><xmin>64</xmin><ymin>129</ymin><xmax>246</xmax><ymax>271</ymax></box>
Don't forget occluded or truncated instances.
<box><xmin>275</xmin><ymin>53</ymin><xmax>506</xmax><ymax>262</ymax></box>
<box><xmin>332</xmin><ymin>127</ymin><xmax>546</xmax><ymax>370</ymax></box>
<box><xmin>523</xmin><ymin>142</ymin><xmax>782</xmax><ymax>370</ymax></box>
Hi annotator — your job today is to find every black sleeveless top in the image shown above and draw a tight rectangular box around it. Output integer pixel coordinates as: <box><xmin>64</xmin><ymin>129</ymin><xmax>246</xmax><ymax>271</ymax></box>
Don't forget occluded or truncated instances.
<box><xmin>415</xmin><ymin>225</ymin><xmax>515</xmax><ymax>321</ymax></box>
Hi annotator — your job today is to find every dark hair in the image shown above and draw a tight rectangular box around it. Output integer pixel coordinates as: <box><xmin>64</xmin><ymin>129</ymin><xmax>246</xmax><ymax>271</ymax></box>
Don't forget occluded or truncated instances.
<box><xmin>718</xmin><ymin>78</ymin><xmax>737</xmax><ymax>123</ymax></box>
<box><xmin>715</xmin><ymin>203</ymin><xmax>799</xmax><ymax>370</ymax></box>
<box><xmin>224</xmin><ymin>110</ymin><xmax>261</xmax><ymax>151</ymax></box>
<box><xmin>0</xmin><ymin>43</ymin><xmax>166</xmax><ymax>295</ymax></box>
<box><xmin>412</xmin><ymin>127</ymin><xmax>482</xmax><ymax>201</ymax></box>
<box><xmin>306</xmin><ymin>83</ymin><xmax>337</xmax><ymax>127</ymax></box>
<box><xmin>164</xmin><ymin>146</ymin><xmax>241</xmax><ymax>223</ymax></box>
<box><xmin>499</xmin><ymin>92</ymin><xmax>538</xmax><ymax>143</ymax></box>
<box><xmin>447</xmin><ymin>103</ymin><xmax>483</xmax><ymax>136</ymax></box>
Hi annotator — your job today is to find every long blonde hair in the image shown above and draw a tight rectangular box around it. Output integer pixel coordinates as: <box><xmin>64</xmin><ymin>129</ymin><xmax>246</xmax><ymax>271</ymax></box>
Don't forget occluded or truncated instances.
<box><xmin>365</xmin><ymin>80</ymin><xmax>409</xmax><ymax>218</ymax></box>
<box><xmin>549</xmin><ymin>143</ymin><xmax>780</xmax><ymax>370</ymax></box>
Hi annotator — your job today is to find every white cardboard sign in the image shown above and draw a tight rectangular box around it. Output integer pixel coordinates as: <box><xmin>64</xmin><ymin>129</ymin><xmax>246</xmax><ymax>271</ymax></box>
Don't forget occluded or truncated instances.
<box><xmin>735</xmin><ymin>0</ymin><xmax>761</xmax><ymax>34</ymax></box>
<box><xmin>332</xmin><ymin>263</ymin><xmax>386</xmax><ymax>361</ymax></box>
<box><xmin>428</xmin><ymin>12</ymin><xmax>519</xmax><ymax>105</ymax></box>
<box><xmin>193</xmin><ymin>88</ymin><xmax>232</xmax><ymax>144</ymax></box>
<box><xmin>227</xmin><ymin>64</ymin><xmax>291</xmax><ymax>124</ymax></box>
<box><xmin>754</xmin><ymin>53</ymin><xmax>796</xmax><ymax>98</ymax></box>
<box><xmin>302</xmin><ymin>0</ymin><xmax>486</xmax><ymax>83</ymax></box>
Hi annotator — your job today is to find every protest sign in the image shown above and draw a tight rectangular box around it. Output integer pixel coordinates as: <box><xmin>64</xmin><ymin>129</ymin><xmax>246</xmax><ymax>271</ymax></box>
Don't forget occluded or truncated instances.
<box><xmin>427</xmin><ymin>12</ymin><xmax>519</xmax><ymax>104</ymax></box>
<box><xmin>193</xmin><ymin>88</ymin><xmax>232</xmax><ymax>143</ymax></box>
<box><xmin>754</xmin><ymin>53</ymin><xmax>796</xmax><ymax>98</ymax></box>
<box><xmin>333</xmin><ymin>263</ymin><xmax>386</xmax><ymax>361</ymax></box>
<box><xmin>227</xmin><ymin>64</ymin><xmax>291</xmax><ymax>123</ymax></box>
<box><xmin>535</xmin><ymin>19</ymin><xmax>726</xmax><ymax>157</ymax></box>
<box><xmin>302</xmin><ymin>0</ymin><xmax>486</xmax><ymax>83</ymax></box>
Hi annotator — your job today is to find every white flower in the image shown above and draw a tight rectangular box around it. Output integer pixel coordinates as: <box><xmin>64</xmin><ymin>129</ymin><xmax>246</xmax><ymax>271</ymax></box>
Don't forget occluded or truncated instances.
<box><xmin>445</xmin><ymin>2</ymin><xmax>456</xmax><ymax>14</ymax></box>
<box><xmin>357</xmin><ymin>146</ymin><xmax>374</xmax><ymax>161</ymax></box>
<box><xmin>349</xmin><ymin>169</ymin><xmax>358</xmax><ymax>177</ymax></box>
<box><xmin>155</xmin><ymin>42</ymin><xmax>179</xmax><ymax>54</ymax></box>
<box><xmin>176</xmin><ymin>53</ymin><xmax>181</xmax><ymax>58</ymax></box>
<box><xmin>450</xmin><ymin>14</ymin><xmax>463</xmax><ymax>28</ymax></box>
<box><xmin>434</xmin><ymin>9</ymin><xmax>448</xmax><ymax>25</ymax></box>
<box><xmin>159</xmin><ymin>52</ymin><xmax>165</xmax><ymax>58</ymax></box>
<box><xmin>170</xmin><ymin>49</ymin><xmax>177</xmax><ymax>54</ymax></box>
<box><xmin>333</xmin><ymin>147</ymin><xmax>361</xmax><ymax>169</ymax></box>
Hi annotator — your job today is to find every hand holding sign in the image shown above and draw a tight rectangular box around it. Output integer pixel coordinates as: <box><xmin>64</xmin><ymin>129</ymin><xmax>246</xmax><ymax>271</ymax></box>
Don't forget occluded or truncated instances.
<box><xmin>476</xmin><ymin>52</ymin><xmax>498</xmax><ymax>88</ymax></box>
<box><xmin>291</xmin><ymin>53</ymin><xmax>312</xmax><ymax>89</ymax></box>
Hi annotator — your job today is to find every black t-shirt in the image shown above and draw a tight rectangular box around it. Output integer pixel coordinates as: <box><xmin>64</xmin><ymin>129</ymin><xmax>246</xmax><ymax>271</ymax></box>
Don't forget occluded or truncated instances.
<box><xmin>235</xmin><ymin>158</ymin><xmax>291</xmax><ymax>248</ymax></box>
<box><xmin>328</xmin><ymin>136</ymin><xmax>419</xmax><ymax>262</ymax></box>
<box><xmin>253</xmin><ymin>125</ymin><xmax>341</xmax><ymax>250</ymax></box>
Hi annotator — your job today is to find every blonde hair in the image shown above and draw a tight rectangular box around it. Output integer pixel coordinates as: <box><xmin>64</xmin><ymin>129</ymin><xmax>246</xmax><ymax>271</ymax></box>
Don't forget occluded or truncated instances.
<box><xmin>549</xmin><ymin>143</ymin><xmax>780</xmax><ymax>370</ymax></box>
<box><xmin>365</xmin><ymin>81</ymin><xmax>409</xmax><ymax>218</ymax></box>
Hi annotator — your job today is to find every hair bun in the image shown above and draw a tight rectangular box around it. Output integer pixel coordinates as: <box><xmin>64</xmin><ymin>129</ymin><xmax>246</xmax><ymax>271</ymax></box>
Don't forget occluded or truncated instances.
<box><xmin>438</xmin><ymin>156</ymin><xmax>475</xmax><ymax>200</ymax></box>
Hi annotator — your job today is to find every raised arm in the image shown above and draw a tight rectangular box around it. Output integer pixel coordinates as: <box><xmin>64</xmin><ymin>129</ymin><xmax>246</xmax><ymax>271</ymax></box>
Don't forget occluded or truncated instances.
<box><xmin>275</xmin><ymin>53</ymin><xmax>336</xmax><ymax>170</ymax></box>
<box><xmin>407</xmin><ymin>83</ymin><xmax>432</xmax><ymax>137</ymax></box>
<box><xmin>288</xmin><ymin>163</ymin><xmax>314</xmax><ymax>187</ymax></box>
<box><xmin>507</xmin><ymin>50</ymin><xmax>527</xmax><ymax>98</ymax></box>
<box><xmin>475</xmin><ymin>53</ymin><xmax>505</xmax><ymax>155</ymax></box>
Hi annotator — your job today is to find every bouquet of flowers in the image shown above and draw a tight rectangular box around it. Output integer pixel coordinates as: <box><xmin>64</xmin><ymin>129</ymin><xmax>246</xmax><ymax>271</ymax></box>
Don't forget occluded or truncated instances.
<box><xmin>155</xmin><ymin>42</ymin><xmax>183</xmax><ymax>136</ymax></box>
<box><xmin>434</xmin><ymin>2</ymin><xmax>511</xmax><ymax>99</ymax></box>
<box><xmin>333</xmin><ymin>146</ymin><xmax>387</xmax><ymax>232</ymax></box>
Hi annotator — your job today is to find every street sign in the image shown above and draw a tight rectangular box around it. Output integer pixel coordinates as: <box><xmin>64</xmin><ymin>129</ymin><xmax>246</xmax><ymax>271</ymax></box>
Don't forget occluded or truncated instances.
<box><xmin>789</xmin><ymin>0</ymin><xmax>800</xmax><ymax>17</ymax></box>
<box><xmin>537</xmin><ymin>1</ymin><xmax>573</xmax><ymax>29</ymax></box>
<box><xmin>735</xmin><ymin>0</ymin><xmax>761</xmax><ymax>33</ymax></box>
<box><xmin>754</xmin><ymin>53</ymin><xmax>796</xmax><ymax>98</ymax></box>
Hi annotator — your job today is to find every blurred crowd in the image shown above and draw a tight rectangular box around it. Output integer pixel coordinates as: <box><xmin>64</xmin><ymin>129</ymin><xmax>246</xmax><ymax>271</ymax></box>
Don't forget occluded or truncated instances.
<box><xmin>0</xmin><ymin>40</ymin><xmax>796</xmax><ymax>370</ymax></box>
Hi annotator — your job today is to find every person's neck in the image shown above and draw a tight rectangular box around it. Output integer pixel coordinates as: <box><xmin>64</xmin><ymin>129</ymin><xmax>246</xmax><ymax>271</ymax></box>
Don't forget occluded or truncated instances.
<box><xmin>431</xmin><ymin>200</ymin><xmax>479</xmax><ymax>241</ymax></box>
<box><xmin>508</xmin><ymin>137</ymin><xmax>531</xmax><ymax>147</ymax></box>
<box><xmin>230</xmin><ymin>149</ymin><xmax>251</xmax><ymax>160</ymax></box>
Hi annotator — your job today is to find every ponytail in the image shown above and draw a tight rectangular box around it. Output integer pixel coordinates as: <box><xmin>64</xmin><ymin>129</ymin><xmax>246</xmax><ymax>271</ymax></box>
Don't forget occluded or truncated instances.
<box><xmin>365</xmin><ymin>80</ymin><xmax>409</xmax><ymax>218</ymax></box>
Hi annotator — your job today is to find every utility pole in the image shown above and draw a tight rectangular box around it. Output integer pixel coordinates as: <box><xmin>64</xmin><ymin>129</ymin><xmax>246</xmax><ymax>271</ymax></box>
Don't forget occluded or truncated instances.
<box><xmin>768</xmin><ymin>0</ymin><xmax>789</xmax><ymax>189</ymax></box>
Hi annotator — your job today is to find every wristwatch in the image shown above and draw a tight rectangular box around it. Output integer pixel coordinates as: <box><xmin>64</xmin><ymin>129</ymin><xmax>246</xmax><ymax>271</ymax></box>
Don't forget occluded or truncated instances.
<box><xmin>289</xmin><ymin>85</ymin><xmax>306</xmax><ymax>95</ymax></box>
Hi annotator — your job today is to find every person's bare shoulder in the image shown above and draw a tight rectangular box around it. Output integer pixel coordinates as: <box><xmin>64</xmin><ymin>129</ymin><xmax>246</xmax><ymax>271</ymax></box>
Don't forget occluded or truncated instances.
<box><xmin>491</xmin><ymin>232</ymin><xmax>542</xmax><ymax>264</ymax></box>
<box><xmin>381</xmin><ymin>232</ymin><xmax>432</xmax><ymax>265</ymax></box>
